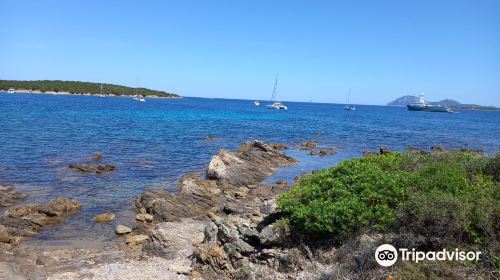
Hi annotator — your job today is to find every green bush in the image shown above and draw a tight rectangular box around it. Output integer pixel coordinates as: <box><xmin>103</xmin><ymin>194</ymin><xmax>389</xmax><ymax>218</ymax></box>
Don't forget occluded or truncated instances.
<box><xmin>277</xmin><ymin>151</ymin><xmax>500</xmax><ymax>246</ymax></box>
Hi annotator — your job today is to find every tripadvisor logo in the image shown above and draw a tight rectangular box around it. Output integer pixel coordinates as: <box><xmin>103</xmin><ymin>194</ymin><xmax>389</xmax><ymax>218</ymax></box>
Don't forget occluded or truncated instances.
<box><xmin>375</xmin><ymin>244</ymin><xmax>481</xmax><ymax>267</ymax></box>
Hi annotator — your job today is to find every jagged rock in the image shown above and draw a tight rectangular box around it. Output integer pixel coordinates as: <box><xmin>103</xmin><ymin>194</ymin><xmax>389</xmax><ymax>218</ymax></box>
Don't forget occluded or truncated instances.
<box><xmin>144</xmin><ymin>219</ymin><xmax>207</xmax><ymax>259</ymax></box>
<box><xmin>92</xmin><ymin>152</ymin><xmax>102</xmax><ymax>161</ymax></box>
<box><xmin>93</xmin><ymin>212</ymin><xmax>115</xmax><ymax>223</ymax></box>
<box><xmin>134</xmin><ymin>173</ymin><xmax>221</xmax><ymax>222</ymax></box>
<box><xmin>206</xmin><ymin>140</ymin><xmax>297</xmax><ymax>187</ymax></box>
<box><xmin>125</xmin><ymin>234</ymin><xmax>149</xmax><ymax>245</ymax></box>
<box><xmin>115</xmin><ymin>225</ymin><xmax>132</xmax><ymax>235</ymax></box>
<box><xmin>68</xmin><ymin>163</ymin><xmax>116</xmax><ymax>174</ymax></box>
<box><xmin>144</xmin><ymin>214</ymin><xmax>154</xmax><ymax>222</ymax></box>
<box><xmin>0</xmin><ymin>197</ymin><xmax>80</xmax><ymax>242</ymax></box>
<box><xmin>0</xmin><ymin>185</ymin><xmax>28</xmax><ymax>208</ymax></box>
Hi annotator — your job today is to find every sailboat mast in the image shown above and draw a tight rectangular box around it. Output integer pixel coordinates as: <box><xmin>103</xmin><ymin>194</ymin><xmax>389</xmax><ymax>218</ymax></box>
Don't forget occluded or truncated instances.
<box><xmin>100</xmin><ymin>84</ymin><xmax>103</xmax><ymax>95</ymax></box>
<box><xmin>271</xmin><ymin>74</ymin><xmax>278</xmax><ymax>101</ymax></box>
<box><xmin>347</xmin><ymin>88</ymin><xmax>351</xmax><ymax>105</ymax></box>
<box><xmin>135</xmin><ymin>76</ymin><xmax>138</xmax><ymax>96</ymax></box>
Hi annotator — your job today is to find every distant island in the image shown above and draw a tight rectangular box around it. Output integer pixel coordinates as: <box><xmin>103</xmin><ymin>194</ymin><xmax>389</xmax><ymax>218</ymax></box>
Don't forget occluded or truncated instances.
<box><xmin>0</xmin><ymin>80</ymin><xmax>180</xmax><ymax>98</ymax></box>
<box><xmin>388</xmin><ymin>95</ymin><xmax>499</xmax><ymax>110</ymax></box>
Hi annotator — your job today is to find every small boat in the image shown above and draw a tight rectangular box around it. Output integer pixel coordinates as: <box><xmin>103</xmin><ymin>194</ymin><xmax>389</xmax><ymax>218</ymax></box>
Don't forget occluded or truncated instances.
<box><xmin>266</xmin><ymin>74</ymin><xmax>287</xmax><ymax>110</ymax></box>
<box><xmin>7</xmin><ymin>88</ymin><xmax>15</xmax><ymax>93</ymax></box>
<box><xmin>97</xmin><ymin>84</ymin><xmax>106</xmax><ymax>97</ymax></box>
<box><xmin>254</xmin><ymin>100</ymin><xmax>260</xmax><ymax>106</ymax></box>
<box><xmin>407</xmin><ymin>93</ymin><xmax>453</xmax><ymax>113</ymax></box>
<box><xmin>132</xmin><ymin>76</ymin><xmax>146</xmax><ymax>102</ymax></box>
<box><xmin>344</xmin><ymin>88</ymin><xmax>355</xmax><ymax>111</ymax></box>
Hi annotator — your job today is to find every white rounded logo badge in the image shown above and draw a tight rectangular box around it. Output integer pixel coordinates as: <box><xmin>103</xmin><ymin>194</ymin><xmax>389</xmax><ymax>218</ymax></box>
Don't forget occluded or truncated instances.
<box><xmin>375</xmin><ymin>244</ymin><xmax>398</xmax><ymax>266</ymax></box>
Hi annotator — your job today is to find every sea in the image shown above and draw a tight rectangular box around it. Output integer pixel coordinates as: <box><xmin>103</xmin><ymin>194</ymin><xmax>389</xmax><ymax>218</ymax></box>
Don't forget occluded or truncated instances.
<box><xmin>0</xmin><ymin>93</ymin><xmax>499</xmax><ymax>248</ymax></box>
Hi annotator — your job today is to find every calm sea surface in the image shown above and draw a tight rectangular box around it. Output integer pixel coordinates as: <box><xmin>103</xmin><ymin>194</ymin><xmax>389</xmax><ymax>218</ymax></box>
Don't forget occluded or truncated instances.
<box><xmin>1</xmin><ymin>93</ymin><xmax>499</xmax><ymax>247</ymax></box>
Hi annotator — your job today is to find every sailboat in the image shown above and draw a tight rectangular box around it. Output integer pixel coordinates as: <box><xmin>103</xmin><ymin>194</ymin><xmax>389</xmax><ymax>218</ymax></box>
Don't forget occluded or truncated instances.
<box><xmin>98</xmin><ymin>84</ymin><xmax>106</xmax><ymax>97</ymax></box>
<box><xmin>132</xmin><ymin>76</ymin><xmax>146</xmax><ymax>102</ymax></box>
<box><xmin>344</xmin><ymin>88</ymin><xmax>355</xmax><ymax>111</ymax></box>
<box><xmin>266</xmin><ymin>74</ymin><xmax>287</xmax><ymax>110</ymax></box>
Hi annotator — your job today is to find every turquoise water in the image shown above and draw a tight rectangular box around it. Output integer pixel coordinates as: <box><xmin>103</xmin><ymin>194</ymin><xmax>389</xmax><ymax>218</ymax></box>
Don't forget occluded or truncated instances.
<box><xmin>0</xmin><ymin>93</ymin><xmax>499</xmax><ymax>245</ymax></box>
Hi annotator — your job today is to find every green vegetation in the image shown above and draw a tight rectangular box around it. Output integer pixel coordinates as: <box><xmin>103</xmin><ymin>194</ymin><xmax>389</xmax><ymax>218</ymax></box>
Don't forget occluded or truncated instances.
<box><xmin>0</xmin><ymin>80</ymin><xmax>179</xmax><ymax>98</ymax></box>
<box><xmin>278</xmin><ymin>151</ymin><xmax>500</xmax><ymax>247</ymax></box>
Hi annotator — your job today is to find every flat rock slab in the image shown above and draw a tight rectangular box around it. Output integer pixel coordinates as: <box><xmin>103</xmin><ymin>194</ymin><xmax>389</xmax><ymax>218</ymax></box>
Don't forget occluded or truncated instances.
<box><xmin>144</xmin><ymin>218</ymin><xmax>208</xmax><ymax>261</ymax></box>
<box><xmin>0</xmin><ymin>185</ymin><xmax>28</xmax><ymax>208</ymax></box>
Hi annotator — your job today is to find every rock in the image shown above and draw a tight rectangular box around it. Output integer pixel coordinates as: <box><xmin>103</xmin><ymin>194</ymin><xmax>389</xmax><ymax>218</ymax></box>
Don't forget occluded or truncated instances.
<box><xmin>36</xmin><ymin>255</ymin><xmax>57</xmax><ymax>266</ymax></box>
<box><xmin>0</xmin><ymin>185</ymin><xmax>28</xmax><ymax>208</ymax></box>
<box><xmin>260</xmin><ymin>199</ymin><xmax>278</xmax><ymax>215</ymax></box>
<box><xmin>363</xmin><ymin>151</ymin><xmax>376</xmax><ymax>157</ymax></box>
<box><xmin>0</xmin><ymin>225</ymin><xmax>11</xmax><ymax>243</ymax></box>
<box><xmin>93</xmin><ymin>211</ymin><xmax>115</xmax><ymax>223</ymax></box>
<box><xmin>300</xmin><ymin>141</ymin><xmax>318</xmax><ymax>149</ymax></box>
<box><xmin>68</xmin><ymin>163</ymin><xmax>116</xmax><ymax>174</ymax></box>
<box><xmin>319</xmin><ymin>148</ymin><xmax>335</xmax><ymax>156</ymax></box>
<box><xmin>379</xmin><ymin>147</ymin><xmax>391</xmax><ymax>155</ymax></box>
<box><xmin>274</xmin><ymin>179</ymin><xmax>288</xmax><ymax>188</ymax></box>
<box><xmin>134</xmin><ymin>173</ymin><xmax>221</xmax><ymax>222</ymax></box>
<box><xmin>0</xmin><ymin>197</ymin><xmax>80</xmax><ymax>242</ymax></box>
<box><xmin>92</xmin><ymin>152</ymin><xmax>102</xmax><ymax>161</ymax></box>
<box><xmin>204</xmin><ymin>136</ymin><xmax>220</xmax><ymax>141</ymax></box>
<box><xmin>115</xmin><ymin>225</ymin><xmax>132</xmax><ymax>235</ymax></box>
<box><xmin>144</xmin><ymin>219</ymin><xmax>207</xmax><ymax>259</ymax></box>
<box><xmin>204</xmin><ymin>222</ymin><xmax>218</xmax><ymax>246</ymax></box>
<box><xmin>144</xmin><ymin>214</ymin><xmax>154</xmax><ymax>222</ymax></box>
<box><xmin>206</xmin><ymin>140</ymin><xmax>297</xmax><ymax>187</ymax></box>
<box><xmin>166</xmin><ymin>263</ymin><xmax>192</xmax><ymax>274</ymax></box>
<box><xmin>125</xmin><ymin>234</ymin><xmax>149</xmax><ymax>245</ymax></box>
<box><xmin>259</xmin><ymin>224</ymin><xmax>284</xmax><ymax>246</ymax></box>
<box><xmin>269</xmin><ymin>143</ymin><xmax>288</xmax><ymax>150</ymax></box>
<box><xmin>136</xmin><ymin>213</ymin><xmax>146</xmax><ymax>222</ymax></box>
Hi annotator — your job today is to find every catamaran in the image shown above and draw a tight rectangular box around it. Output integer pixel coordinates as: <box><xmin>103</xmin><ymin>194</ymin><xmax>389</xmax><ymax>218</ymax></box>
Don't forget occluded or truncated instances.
<box><xmin>266</xmin><ymin>74</ymin><xmax>287</xmax><ymax>110</ymax></box>
<box><xmin>344</xmin><ymin>88</ymin><xmax>355</xmax><ymax>110</ymax></box>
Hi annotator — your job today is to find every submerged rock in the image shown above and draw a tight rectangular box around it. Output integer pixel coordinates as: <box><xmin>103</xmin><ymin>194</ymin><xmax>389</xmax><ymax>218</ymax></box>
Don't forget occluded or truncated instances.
<box><xmin>68</xmin><ymin>163</ymin><xmax>116</xmax><ymax>174</ymax></box>
<box><xmin>93</xmin><ymin>212</ymin><xmax>115</xmax><ymax>223</ymax></box>
<box><xmin>299</xmin><ymin>141</ymin><xmax>318</xmax><ymax>150</ymax></box>
<box><xmin>204</xmin><ymin>136</ymin><xmax>220</xmax><ymax>141</ymax></box>
<box><xmin>0</xmin><ymin>185</ymin><xmax>28</xmax><ymax>208</ymax></box>
<box><xmin>309</xmin><ymin>148</ymin><xmax>335</xmax><ymax>156</ymax></box>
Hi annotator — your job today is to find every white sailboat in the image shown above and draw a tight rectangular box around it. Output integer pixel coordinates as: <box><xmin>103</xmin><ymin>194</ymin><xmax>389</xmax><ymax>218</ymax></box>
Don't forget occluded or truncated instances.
<box><xmin>344</xmin><ymin>88</ymin><xmax>355</xmax><ymax>111</ymax></box>
<box><xmin>132</xmin><ymin>76</ymin><xmax>146</xmax><ymax>102</ymax></box>
<box><xmin>98</xmin><ymin>84</ymin><xmax>106</xmax><ymax>97</ymax></box>
<box><xmin>266</xmin><ymin>74</ymin><xmax>287</xmax><ymax>110</ymax></box>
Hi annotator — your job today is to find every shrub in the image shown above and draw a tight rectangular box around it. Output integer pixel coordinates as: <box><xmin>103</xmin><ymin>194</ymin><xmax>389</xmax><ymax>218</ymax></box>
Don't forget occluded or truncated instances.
<box><xmin>278</xmin><ymin>151</ymin><xmax>500</xmax><ymax>247</ymax></box>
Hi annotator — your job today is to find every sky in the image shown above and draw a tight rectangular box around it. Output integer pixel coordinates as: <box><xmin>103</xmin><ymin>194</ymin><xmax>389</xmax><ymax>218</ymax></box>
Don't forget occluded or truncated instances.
<box><xmin>1</xmin><ymin>0</ymin><xmax>499</xmax><ymax>106</ymax></box>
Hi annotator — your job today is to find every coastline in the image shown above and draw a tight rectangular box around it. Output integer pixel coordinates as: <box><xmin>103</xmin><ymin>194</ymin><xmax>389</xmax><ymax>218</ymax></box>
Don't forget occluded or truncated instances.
<box><xmin>1</xmin><ymin>89</ymin><xmax>183</xmax><ymax>99</ymax></box>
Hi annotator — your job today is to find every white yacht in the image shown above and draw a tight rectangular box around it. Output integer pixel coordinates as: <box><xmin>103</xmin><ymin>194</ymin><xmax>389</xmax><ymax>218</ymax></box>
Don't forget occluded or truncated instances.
<box><xmin>266</xmin><ymin>74</ymin><xmax>287</xmax><ymax>110</ymax></box>
<box><xmin>254</xmin><ymin>100</ymin><xmax>260</xmax><ymax>106</ymax></box>
<box><xmin>7</xmin><ymin>88</ymin><xmax>15</xmax><ymax>93</ymax></box>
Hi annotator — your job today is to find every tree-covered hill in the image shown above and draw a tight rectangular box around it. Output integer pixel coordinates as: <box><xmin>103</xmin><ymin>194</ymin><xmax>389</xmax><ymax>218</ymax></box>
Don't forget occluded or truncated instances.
<box><xmin>0</xmin><ymin>80</ymin><xmax>180</xmax><ymax>98</ymax></box>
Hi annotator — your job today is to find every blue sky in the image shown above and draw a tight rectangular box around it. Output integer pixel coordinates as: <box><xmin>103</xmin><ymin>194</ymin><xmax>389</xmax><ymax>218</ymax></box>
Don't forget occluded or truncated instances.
<box><xmin>1</xmin><ymin>0</ymin><xmax>499</xmax><ymax>106</ymax></box>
